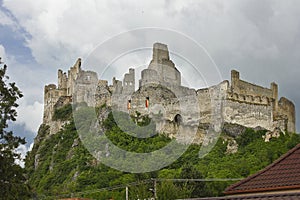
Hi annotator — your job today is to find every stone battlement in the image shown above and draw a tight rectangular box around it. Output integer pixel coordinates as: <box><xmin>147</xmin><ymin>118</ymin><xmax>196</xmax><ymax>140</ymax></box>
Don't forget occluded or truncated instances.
<box><xmin>43</xmin><ymin>42</ymin><xmax>296</xmax><ymax>136</ymax></box>
<box><xmin>231</xmin><ymin>70</ymin><xmax>276</xmax><ymax>100</ymax></box>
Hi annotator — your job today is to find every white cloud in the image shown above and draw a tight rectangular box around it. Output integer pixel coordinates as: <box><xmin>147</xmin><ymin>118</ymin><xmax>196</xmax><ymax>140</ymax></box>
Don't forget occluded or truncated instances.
<box><xmin>0</xmin><ymin>45</ymin><xmax>44</xmax><ymax>134</ymax></box>
<box><xmin>1</xmin><ymin>0</ymin><xmax>300</xmax><ymax>133</ymax></box>
<box><xmin>2</xmin><ymin>0</ymin><xmax>188</xmax><ymax>68</ymax></box>
<box><xmin>0</xmin><ymin>9</ymin><xmax>14</xmax><ymax>26</ymax></box>
<box><xmin>15</xmin><ymin>143</ymin><xmax>34</xmax><ymax>168</ymax></box>
<box><xmin>0</xmin><ymin>44</ymin><xmax>7</xmax><ymax>61</ymax></box>
<box><xmin>16</xmin><ymin>99</ymin><xmax>43</xmax><ymax>133</ymax></box>
<box><xmin>3</xmin><ymin>0</ymin><xmax>299</xmax><ymax>76</ymax></box>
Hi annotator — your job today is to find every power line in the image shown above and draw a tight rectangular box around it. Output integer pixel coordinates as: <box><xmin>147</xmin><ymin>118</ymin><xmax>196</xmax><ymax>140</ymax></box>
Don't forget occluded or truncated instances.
<box><xmin>35</xmin><ymin>178</ymin><xmax>242</xmax><ymax>199</ymax></box>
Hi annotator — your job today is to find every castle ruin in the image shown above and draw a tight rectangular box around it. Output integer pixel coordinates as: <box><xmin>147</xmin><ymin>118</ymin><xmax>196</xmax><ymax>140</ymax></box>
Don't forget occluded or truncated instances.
<box><xmin>43</xmin><ymin>42</ymin><xmax>296</xmax><ymax>138</ymax></box>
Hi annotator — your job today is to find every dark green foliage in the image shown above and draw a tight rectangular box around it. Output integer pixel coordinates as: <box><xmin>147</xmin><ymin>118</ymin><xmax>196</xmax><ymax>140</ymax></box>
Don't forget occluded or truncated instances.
<box><xmin>236</xmin><ymin>128</ymin><xmax>266</xmax><ymax>147</ymax></box>
<box><xmin>156</xmin><ymin>181</ymin><xmax>193</xmax><ymax>200</ymax></box>
<box><xmin>286</xmin><ymin>133</ymin><xmax>300</xmax><ymax>149</ymax></box>
<box><xmin>52</xmin><ymin>104</ymin><xmax>72</xmax><ymax>121</ymax></box>
<box><xmin>0</xmin><ymin>65</ymin><xmax>31</xmax><ymax>199</ymax></box>
<box><xmin>26</xmin><ymin>107</ymin><xmax>300</xmax><ymax>199</ymax></box>
<box><xmin>179</xmin><ymin>163</ymin><xmax>205</xmax><ymax>197</ymax></box>
<box><xmin>102</xmin><ymin>111</ymin><xmax>171</xmax><ymax>153</ymax></box>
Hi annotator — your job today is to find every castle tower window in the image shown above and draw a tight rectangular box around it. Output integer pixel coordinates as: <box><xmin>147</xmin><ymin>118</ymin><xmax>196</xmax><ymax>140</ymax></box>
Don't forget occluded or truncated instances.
<box><xmin>86</xmin><ymin>75</ymin><xmax>90</xmax><ymax>81</ymax></box>
<box><xmin>145</xmin><ymin>97</ymin><xmax>150</xmax><ymax>108</ymax></box>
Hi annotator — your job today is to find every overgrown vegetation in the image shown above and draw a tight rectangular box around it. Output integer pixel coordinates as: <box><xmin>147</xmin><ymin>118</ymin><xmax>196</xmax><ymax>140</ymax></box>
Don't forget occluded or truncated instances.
<box><xmin>102</xmin><ymin>111</ymin><xmax>170</xmax><ymax>153</ymax></box>
<box><xmin>25</xmin><ymin>107</ymin><xmax>300</xmax><ymax>199</ymax></box>
<box><xmin>52</xmin><ymin>104</ymin><xmax>73</xmax><ymax>121</ymax></box>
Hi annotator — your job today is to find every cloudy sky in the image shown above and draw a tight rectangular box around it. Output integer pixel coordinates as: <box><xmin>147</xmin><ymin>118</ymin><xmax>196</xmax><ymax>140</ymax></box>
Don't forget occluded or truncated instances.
<box><xmin>1</xmin><ymin>0</ymin><xmax>300</xmax><ymax>158</ymax></box>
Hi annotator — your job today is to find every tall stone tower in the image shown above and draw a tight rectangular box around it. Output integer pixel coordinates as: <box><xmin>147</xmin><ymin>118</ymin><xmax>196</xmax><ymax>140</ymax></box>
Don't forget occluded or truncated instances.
<box><xmin>139</xmin><ymin>43</ymin><xmax>181</xmax><ymax>87</ymax></box>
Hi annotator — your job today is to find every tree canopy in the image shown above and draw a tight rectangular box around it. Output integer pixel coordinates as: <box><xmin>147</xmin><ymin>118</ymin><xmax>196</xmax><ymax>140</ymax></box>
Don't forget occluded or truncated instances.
<box><xmin>0</xmin><ymin>64</ymin><xmax>31</xmax><ymax>199</ymax></box>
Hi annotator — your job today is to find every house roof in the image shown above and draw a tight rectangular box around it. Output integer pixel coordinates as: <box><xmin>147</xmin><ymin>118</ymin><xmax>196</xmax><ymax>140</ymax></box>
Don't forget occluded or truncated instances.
<box><xmin>185</xmin><ymin>192</ymin><xmax>300</xmax><ymax>199</ymax></box>
<box><xmin>224</xmin><ymin>143</ymin><xmax>300</xmax><ymax>195</ymax></box>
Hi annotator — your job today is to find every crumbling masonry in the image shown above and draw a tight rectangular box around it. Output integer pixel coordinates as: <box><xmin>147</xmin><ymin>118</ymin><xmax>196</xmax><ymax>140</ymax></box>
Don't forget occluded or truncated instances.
<box><xmin>43</xmin><ymin>43</ymin><xmax>296</xmax><ymax>138</ymax></box>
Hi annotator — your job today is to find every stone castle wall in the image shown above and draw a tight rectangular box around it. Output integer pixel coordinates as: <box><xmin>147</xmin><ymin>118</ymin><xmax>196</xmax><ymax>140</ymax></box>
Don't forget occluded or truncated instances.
<box><xmin>230</xmin><ymin>70</ymin><xmax>275</xmax><ymax>99</ymax></box>
<box><xmin>44</xmin><ymin>58</ymin><xmax>101</xmax><ymax>134</ymax></box>
<box><xmin>223</xmin><ymin>99</ymin><xmax>274</xmax><ymax>130</ymax></box>
<box><xmin>43</xmin><ymin>42</ymin><xmax>296</xmax><ymax>136</ymax></box>
<box><xmin>278</xmin><ymin>97</ymin><xmax>296</xmax><ymax>132</ymax></box>
<box><xmin>140</xmin><ymin>43</ymin><xmax>181</xmax><ymax>88</ymax></box>
<box><xmin>123</xmin><ymin>68</ymin><xmax>135</xmax><ymax>95</ymax></box>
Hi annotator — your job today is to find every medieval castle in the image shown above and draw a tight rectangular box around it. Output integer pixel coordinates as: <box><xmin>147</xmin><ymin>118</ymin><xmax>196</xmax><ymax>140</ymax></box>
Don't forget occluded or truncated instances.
<box><xmin>43</xmin><ymin>43</ymin><xmax>296</xmax><ymax>139</ymax></box>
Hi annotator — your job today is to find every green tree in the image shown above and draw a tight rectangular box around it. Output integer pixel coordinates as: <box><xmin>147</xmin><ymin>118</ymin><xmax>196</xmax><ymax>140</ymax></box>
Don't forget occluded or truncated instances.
<box><xmin>0</xmin><ymin>64</ymin><xmax>31</xmax><ymax>199</ymax></box>
<box><xmin>179</xmin><ymin>163</ymin><xmax>205</xmax><ymax>197</ymax></box>
<box><xmin>157</xmin><ymin>181</ymin><xmax>192</xmax><ymax>200</ymax></box>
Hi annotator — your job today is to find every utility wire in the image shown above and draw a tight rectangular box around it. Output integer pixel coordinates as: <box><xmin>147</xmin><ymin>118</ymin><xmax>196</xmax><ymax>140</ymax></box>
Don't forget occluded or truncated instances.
<box><xmin>36</xmin><ymin>178</ymin><xmax>242</xmax><ymax>199</ymax></box>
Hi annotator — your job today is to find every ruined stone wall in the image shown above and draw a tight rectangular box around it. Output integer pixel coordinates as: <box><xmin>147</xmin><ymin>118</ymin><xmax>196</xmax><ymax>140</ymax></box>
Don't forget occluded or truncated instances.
<box><xmin>123</xmin><ymin>68</ymin><xmax>135</xmax><ymax>95</ymax></box>
<box><xmin>44</xmin><ymin>58</ymin><xmax>83</xmax><ymax>118</ymax></box>
<box><xmin>225</xmin><ymin>73</ymin><xmax>276</xmax><ymax>131</ymax></box>
<box><xmin>111</xmin><ymin>77</ymin><xmax>122</xmax><ymax>94</ymax></box>
<box><xmin>277</xmin><ymin>97</ymin><xmax>296</xmax><ymax>133</ymax></box>
<box><xmin>42</xmin><ymin>43</ymin><xmax>296</xmax><ymax>138</ymax></box>
<box><xmin>140</xmin><ymin>43</ymin><xmax>181</xmax><ymax>87</ymax></box>
<box><xmin>231</xmin><ymin>70</ymin><xmax>274</xmax><ymax>99</ymax></box>
<box><xmin>67</xmin><ymin>58</ymin><xmax>82</xmax><ymax>96</ymax></box>
<box><xmin>234</xmin><ymin>80</ymin><xmax>273</xmax><ymax>98</ymax></box>
<box><xmin>95</xmin><ymin>80</ymin><xmax>111</xmax><ymax>107</ymax></box>
<box><xmin>54</xmin><ymin>96</ymin><xmax>72</xmax><ymax>109</ymax></box>
<box><xmin>43</xmin><ymin>58</ymin><xmax>98</xmax><ymax>134</ymax></box>
<box><xmin>196</xmin><ymin>78</ymin><xmax>285</xmax><ymax>133</ymax></box>
<box><xmin>73</xmin><ymin>71</ymin><xmax>98</xmax><ymax>107</ymax></box>
<box><xmin>196</xmin><ymin>81</ymin><xmax>228</xmax><ymax>125</ymax></box>
<box><xmin>197</xmin><ymin>88</ymin><xmax>212</xmax><ymax>124</ymax></box>
<box><xmin>44</xmin><ymin>84</ymin><xmax>58</xmax><ymax>124</ymax></box>
<box><xmin>152</xmin><ymin>43</ymin><xmax>169</xmax><ymax>61</ymax></box>
<box><xmin>147</xmin><ymin>60</ymin><xmax>181</xmax><ymax>87</ymax></box>
<box><xmin>223</xmin><ymin>100</ymin><xmax>274</xmax><ymax>130</ymax></box>
<box><xmin>139</xmin><ymin>69</ymin><xmax>159</xmax><ymax>87</ymax></box>
<box><xmin>226</xmin><ymin>92</ymin><xmax>271</xmax><ymax>106</ymax></box>
<box><xmin>128</xmin><ymin>83</ymin><xmax>199</xmax><ymax>137</ymax></box>
<box><xmin>43</xmin><ymin>84</ymin><xmax>69</xmax><ymax>124</ymax></box>
<box><xmin>229</xmin><ymin>70</ymin><xmax>295</xmax><ymax>132</ymax></box>
<box><xmin>58</xmin><ymin>69</ymin><xmax>68</xmax><ymax>93</ymax></box>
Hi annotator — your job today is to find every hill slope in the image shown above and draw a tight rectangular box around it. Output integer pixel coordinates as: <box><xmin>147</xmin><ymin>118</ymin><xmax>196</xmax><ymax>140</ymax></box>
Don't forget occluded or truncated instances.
<box><xmin>25</xmin><ymin>105</ymin><xmax>300</xmax><ymax>199</ymax></box>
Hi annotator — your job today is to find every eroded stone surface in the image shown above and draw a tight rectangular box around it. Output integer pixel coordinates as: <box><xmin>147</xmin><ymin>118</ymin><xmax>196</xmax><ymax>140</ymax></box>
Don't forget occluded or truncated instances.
<box><xmin>43</xmin><ymin>42</ymin><xmax>296</xmax><ymax>140</ymax></box>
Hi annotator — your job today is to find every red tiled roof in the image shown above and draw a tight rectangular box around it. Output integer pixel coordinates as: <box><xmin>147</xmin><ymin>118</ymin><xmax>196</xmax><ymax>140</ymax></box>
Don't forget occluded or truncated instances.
<box><xmin>224</xmin><ymin>143</ymin><xmax>300</xmax><ymax>195</ymax></box>
<box><xmin>186</xmin><ymin>192</ymin><xmax>300</xmax><ymax>199</ymax></box>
